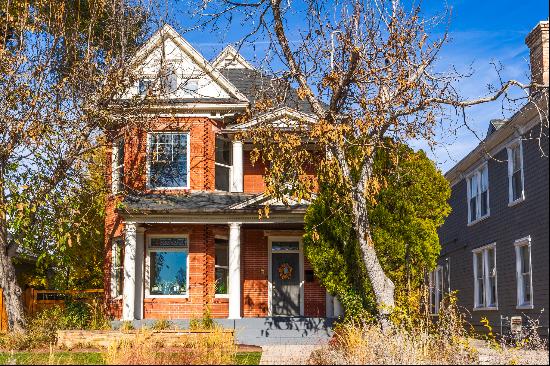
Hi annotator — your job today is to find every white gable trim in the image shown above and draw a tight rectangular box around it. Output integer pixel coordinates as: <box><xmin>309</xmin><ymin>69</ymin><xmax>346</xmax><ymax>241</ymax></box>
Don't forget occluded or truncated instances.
<box><xmin>228</xmin><ymin>192</ymin><xmax>313</xmax><ymax>210</ymax></box>
<box><xmin>130</xmin><ymin>24</ymin><xmax>248</xmax><ymax>103</ymax></box>
<box><xmin>211</xmin><ymin>45</ymin><xmax>255</xmax><ymax>70</ymax></box>
<box><xmin>225</xmin><ymin>107</ymin><xmax>317</xmax><ymax>132</ymax></box>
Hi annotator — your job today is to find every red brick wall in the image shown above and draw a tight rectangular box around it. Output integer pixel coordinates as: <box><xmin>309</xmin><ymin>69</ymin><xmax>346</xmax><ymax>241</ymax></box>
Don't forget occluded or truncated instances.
<box><xmin>304</xmin><ymin>259</ymin><xmax>326</xmax><ymax>317</ymax></box>
<box><xmin>242</xmin><ymin>230</ymin><xmax>269</xmax><ymax>317</ymax></box>
<box><xmin>243</xmin><ymin>150</ymin><xmax>266</xmax><ymax>193</ymax></box>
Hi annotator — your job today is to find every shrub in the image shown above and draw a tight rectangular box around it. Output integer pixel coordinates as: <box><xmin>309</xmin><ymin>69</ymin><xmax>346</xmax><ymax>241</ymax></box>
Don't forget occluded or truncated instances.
<box><xmin>189</xmin><ymin>307</ymin><xmax>215</xmax><ymax>331</ymax></box>
<box><xmin>104</xmin><ymin>328</ymin><xmax>236</xmax><ymax>365</ymax></box>
<box><xmin>150</xmin><ymin>319</ymin><xmax>173</xmax><ymax>331</ymax></box>
<box><xmin>120</xmin><ymin>321</ymin><xmax>135</xmax><ymax>333</ymax></box>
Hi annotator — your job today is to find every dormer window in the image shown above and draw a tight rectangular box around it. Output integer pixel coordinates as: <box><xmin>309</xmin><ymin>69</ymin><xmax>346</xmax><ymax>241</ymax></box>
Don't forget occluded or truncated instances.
<box><xmin>147</xmin><ymin>132</ymin><xmax>189</xmax><ymax>189</ymax></box>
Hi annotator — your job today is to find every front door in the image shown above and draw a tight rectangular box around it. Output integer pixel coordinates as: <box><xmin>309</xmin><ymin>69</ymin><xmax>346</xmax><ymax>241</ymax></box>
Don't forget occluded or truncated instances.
<box><xmin>271</xmin><ymin>240</ymin><xmax>301</xmax><ymax>316</ymax></box>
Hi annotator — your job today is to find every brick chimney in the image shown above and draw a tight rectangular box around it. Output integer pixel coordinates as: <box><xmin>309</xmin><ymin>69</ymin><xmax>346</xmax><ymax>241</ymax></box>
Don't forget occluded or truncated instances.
<box><xmin>525</xmin><ymin>21</ymin><xmax>549</xmax><ymax>91</ymax></box>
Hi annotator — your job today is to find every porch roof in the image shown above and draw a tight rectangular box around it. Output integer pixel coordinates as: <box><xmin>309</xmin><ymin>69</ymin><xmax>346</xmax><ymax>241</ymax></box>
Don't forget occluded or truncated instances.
<box><xmin>117</xmin><ymin>192</ymin><xmax>309</xmax><ymax>215</ymax></box>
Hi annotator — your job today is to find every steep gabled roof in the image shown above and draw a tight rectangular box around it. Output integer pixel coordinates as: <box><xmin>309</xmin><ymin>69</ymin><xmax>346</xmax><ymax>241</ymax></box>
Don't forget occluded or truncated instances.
<box><xmin>129</xmin><ymin>24</ymin><xmax>248</xmax><ymax>103</ymax></box>
<box><xmin>211</xmin><ymin>45</ymin><xmax>256</xmax><ymax>70</ymax></box>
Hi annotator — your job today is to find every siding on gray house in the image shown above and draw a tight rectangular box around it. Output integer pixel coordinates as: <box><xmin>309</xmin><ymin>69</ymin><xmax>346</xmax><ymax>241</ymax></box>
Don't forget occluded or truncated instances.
<box><xmin>436</xmin><ymin>20</ymin><xmax>549</xmax><ymax>335</ymax></box>
<box><xmin>438</xmin><ymin>123</ymin><xmax>549</xmax><ymax>334</ymax></box>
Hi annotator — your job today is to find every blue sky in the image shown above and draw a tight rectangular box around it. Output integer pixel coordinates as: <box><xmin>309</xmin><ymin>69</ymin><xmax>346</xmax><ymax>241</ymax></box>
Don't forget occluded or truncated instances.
<box><xmin>168</xmin><ymin>0</ymin><xmax>549</xmax><ymax>172</ymax></box>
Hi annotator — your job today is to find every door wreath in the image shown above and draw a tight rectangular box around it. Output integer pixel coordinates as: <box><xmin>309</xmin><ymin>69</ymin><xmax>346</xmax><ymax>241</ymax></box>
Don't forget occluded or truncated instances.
<box><xmin>278</xmin><ymin>263</ymin><xmax>293</xmax><ymax>280</ymax></box>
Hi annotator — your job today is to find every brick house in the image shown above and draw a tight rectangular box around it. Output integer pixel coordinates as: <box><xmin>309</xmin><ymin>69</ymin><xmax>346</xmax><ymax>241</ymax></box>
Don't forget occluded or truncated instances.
<box><xmin>103</xmin><ymin>24</ymin><xmax>337</xmax><ymax>324</ymax></box>
<box><xmin>434</xmin><ymin>21</ymin><xmax>549</xmax><ymax>334</ymax></box>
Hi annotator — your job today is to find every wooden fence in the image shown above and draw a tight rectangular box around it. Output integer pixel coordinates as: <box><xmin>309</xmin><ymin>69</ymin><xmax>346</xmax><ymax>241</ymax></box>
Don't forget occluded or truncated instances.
<box><xmin>1</xmin><ymin>288</ymin><xmax>103</xmax><ymax>332</ymax></box>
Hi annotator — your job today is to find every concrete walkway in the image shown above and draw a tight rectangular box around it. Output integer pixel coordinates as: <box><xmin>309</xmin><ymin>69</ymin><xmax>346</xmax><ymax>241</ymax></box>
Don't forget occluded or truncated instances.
<box><xmin>259</xmin><ymin>344</ymin><xmax>323</xmax><ymax>365</ymax></box>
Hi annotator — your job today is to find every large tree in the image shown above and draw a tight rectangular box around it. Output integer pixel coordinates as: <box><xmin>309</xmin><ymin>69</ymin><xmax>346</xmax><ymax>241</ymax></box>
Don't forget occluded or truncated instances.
<box><xmin>303</xmin><ymin>144</ymin><xmax>451</xmax><ymax>318</ymax></box>
<box><xmin>0</xmin><ymin>0</ymin><xmax>149</xmax><ymax>331</ymax></box>
<box><xmin>199</xmin><ymin>0</ymin><xmax>549</xmax><ymax>328</ymax></box>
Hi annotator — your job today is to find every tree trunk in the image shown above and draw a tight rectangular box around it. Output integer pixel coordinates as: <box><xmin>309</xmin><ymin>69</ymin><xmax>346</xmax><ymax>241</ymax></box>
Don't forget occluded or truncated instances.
<box><xmin>0</xmin><ymin>163</ymin><xmax>27</xmax><ymax>332</ymax></box>
<box><xmin>351</xmin><ymin>188</ymin><xmax>395</xmax><ymax>330</ymax></box>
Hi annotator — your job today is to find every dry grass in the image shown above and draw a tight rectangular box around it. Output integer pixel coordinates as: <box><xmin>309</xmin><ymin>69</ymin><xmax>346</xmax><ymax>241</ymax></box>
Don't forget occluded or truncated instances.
<box><xmin>104</xmin><ymin>327</ymin><xmax>237</xmax><ymax>365</ymax></box>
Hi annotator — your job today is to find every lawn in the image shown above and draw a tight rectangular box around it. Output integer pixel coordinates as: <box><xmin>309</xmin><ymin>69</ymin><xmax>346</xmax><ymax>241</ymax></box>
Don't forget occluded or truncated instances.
<box><xmin>0</xmin><ymin>351</ymin><xmax>262</xmax><ymax>365</ymax></box>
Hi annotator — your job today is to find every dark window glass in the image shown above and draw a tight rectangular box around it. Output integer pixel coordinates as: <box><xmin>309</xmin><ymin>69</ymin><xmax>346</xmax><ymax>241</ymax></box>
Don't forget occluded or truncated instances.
<box><xmin>149</xmin><ymin>133</ymin><xmax>188</xmax><ymax>188</ymax></box>
<box><xmin>150</xmin><ymin>251</ymin><xmax>188</xmax><ymax>295</ymax></box>
<box><xmin>215</xmin><ymin>239</ymin><xmax>229</xmax><ymax>295</ymax></box>
<box><xmin>215</xmin><ymin>137</ymin><xmax>231</xmax><ymax>191</ymax></box>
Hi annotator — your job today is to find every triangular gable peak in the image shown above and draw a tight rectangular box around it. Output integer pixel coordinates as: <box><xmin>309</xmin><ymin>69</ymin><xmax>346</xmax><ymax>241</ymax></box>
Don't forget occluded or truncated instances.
<box><xmin>224</xmin><ymin>107</ymin><xmax>317</xmax><ymax>132</ymax></box>
<box><xmin>125</xmin><ymin>24</ymin><xmax>248</xmax><ymax>103</ymax></box>
<box><xmin>212</xmin><ymin>45</ymin><xmax>255</xmax><ymax>70</ymax></box>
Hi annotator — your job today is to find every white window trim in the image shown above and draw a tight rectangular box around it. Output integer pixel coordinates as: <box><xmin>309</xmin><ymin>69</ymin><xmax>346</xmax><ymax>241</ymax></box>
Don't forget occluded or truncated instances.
<box><xmin>111</xmin><ymin>138</ymin><xmax>124</xmax><ymax>194</ymax></box>
<box><xmin>214</xmin><ymin>136</ymin><xmax>233</xmax><ymax>193</ymax></box>
<box><xmin>507</xmin><ymin>139</ymin><xmax>526</xmax><ymax>206</ymax></box>
<box><xmin>429</xmin><ymin>265</ymin><xmax>444</xmax><ymax>315</ymax></box>
<box><xmin>466</xmin><ymin>163</ymin><xmax>490</xmax><ymax>226</ymax></box>
<box><xmin>472</xmin><ymin>243</ymin><xmax>498</xmax><ymax>311</ymax></box>
<box><xmin>110</xmin><ymin>237</ymin><xmax>123</xmax><ymax>300</ymax></box>
<box><xmin>214</xmin><ymin>235</ymin><xmax>230</xmax><ymax>298</ymax></box>
<box><xmin>267</xmin><ymin>236</ymin><xmax>304</xmax><ymax>317</ymax></box>
<box><xmin>514</xmin><ymin>236</ymin><xmax>534</xmax><ymax>309</ymax></box>
<box><xmin>145</xmin><ymin>234</ymin><xmax>190</xmax><ymax>299</ymax></box>
<box><xmin>146</xmin><ymin>132</ymin><xmax>191</xmax><ymax>190</ymax></box>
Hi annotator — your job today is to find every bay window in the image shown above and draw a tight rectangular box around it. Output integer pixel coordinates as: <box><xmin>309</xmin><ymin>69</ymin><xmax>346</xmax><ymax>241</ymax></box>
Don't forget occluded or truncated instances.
<box><xmin>148</xmin><ymin>132</ymin><xmax>189</xmax><ymax>189</ymax></box>
<box><xmin>146</xmin><ymin>236</ymin><xmax>189</xmax><ymax>297</ymax></box>
<box><xmin>473</xmin><ymin>244</ymin><xmax>498</xmax><ymax>310</ymax></box>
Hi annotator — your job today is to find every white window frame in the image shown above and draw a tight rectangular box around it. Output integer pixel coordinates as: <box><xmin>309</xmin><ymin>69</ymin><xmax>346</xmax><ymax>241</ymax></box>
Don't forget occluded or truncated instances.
<box><xmin>472</xmin><ymin>243</ymin><xmax>498</xmax><ymax>311</ymax></box>
<box><xmin>214</xmin><ymin>136</ymin><xmax>233</xmax><ymax>192</ymax></box>
<box><xmin>466</xmin><ymin>163</ymin><xmax>490</xmax><ymax>225</ymax></box>
<box><xmin>138</xmin><ymin>77</ymin><xmax>154</xmax><ymax>95</ymax></box>
<box><xmin>146</xmin><ymin>132</ymin><xmax>190</xmax><ymax>190</ymax></box>
<box><xmin>110</xmin><ymin>237</ymin><xmax>124</xmax><ymax>299</ymax></box>
<box><xmin>214</xmin><ymin>235</ymin><xmax>230</xmax><ymax>298</ymax></box>
<box><xmin>507</xmin><ymin>139</ymin><xmax>525</xmax><ymax>206</ymax></box>
<box><xmin>429</xmin><ymin>265</ymin><xmax>444</xmax><ymax>315</ymax></box>
<box><xmin>515</xmin><ymin>236</ymin><xmax>534</xmax><ymax>309</ymax></box>
<box><xmin>111</xmin><ymin>138</ymin><xmax>124</xmax><ymax>194</ymax></box>
<box><xmin>145</xmin><ymin>234</ymin><xmax>190</xmax><ymax>299</ymax></box>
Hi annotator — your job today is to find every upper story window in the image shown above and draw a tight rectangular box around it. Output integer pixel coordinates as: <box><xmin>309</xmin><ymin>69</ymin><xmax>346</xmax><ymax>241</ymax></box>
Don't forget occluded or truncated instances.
<box><xmin>473</xmin><ymin>244</ymin><xmax>498</xmax><ymax>310</ymax></box>
<box><xmin>147</xmin><ymin>132</ymin><xmax>189</xmax><ymax>189</ymax></box>
<box><xmin>111</xmin><ymin>138</ymin><xmax>124</xmax><ymax>194</ymax></box>
<box><xmin>507</xmin><ymin>141</ymin><xmax>525</xmax><ymax>205</ymax></box>
<box><xmin>215</xmin><ymin>136</ymin><xmax>232</xmax><ymax>191</ymax></box>
<box><xmin>467</xmin><ymin>164</ymin><xmax>489</xmax><ymax>224</ymax></box>
<box><xmin>514</xmin><ymin>236</ymin><xmax>533</xmax><ymax>308</ymax></box>
<box><xmin>138</xmin><ymin>78</ymin><xmax>153</xmax><ymax>95</ymax></box>
<box><xmin>161</xmin><ymin>65</ymin><xmax>178</xmax><ymax>95</ymax></box>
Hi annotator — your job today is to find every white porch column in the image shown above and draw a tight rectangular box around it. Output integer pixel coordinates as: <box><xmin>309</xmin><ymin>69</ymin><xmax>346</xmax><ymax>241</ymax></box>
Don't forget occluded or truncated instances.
<box><xmin>134</xmin><ymin>227</ymin><xmax>145</xmax><ymax>320</ymax></box>
<box><xmin>228</xmin><ymin>222</ymin><xmax>242</xmax><ymax>319</ymax></box>
<box><xmin>231</xmin><ymin>140</ymin><xmax>243</xmax><ymax>192</ymax></box>
<box><xmin>122</xmin><ymin>222</ymin><xmax>137</xmax><ymax>321</ymax></box>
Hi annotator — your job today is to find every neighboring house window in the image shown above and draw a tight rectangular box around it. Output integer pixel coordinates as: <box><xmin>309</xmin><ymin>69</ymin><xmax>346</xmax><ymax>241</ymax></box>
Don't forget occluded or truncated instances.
<box><xmin>473</xmin><ymin>244</ymin><xmax>498</xmax><ymax>309</ymax></box>
<box><xmin>507</xmin><ymin>141</ymin><xmax>525</xmax><ymax>204</ymax></box>
<box><xmin>515</xmin><ymin>236</ymin><xmax>533</xmax><ymax>308</ymax></box>
<box><xmin>111</xmin><ymin>237</ymin><xmax>124</xmax><ymax>298</ymax></box>
<box><xmin>467</xmin><ymin>164</ymin><xmax>489</xmax><ymax>223</ymax></box>
<box><xmin>146</xmin><ymin>236</ymin><xmax>189</xmax><ymax>296</ymax></box>
<box><xmin>215</xmin><ymin>238</ymin><xmax>229</xmax><ymax>295</ymax></box>
<box><xmin>148</xmin><ymin>132</ymin><xmax>189</xmax><ymax>189</ymax></box>
<box><xmin>429</xmin><ymin>265</ymin><xmax>444</xmax><ymax>314</ymax></box>
<box><xmin>215</xmin><ymin>137</ymin><xmax>232</xmax><ymax>191</ymax></box>
<box><xmin>111</xmin><ymin>138</ymin><xmax>124</xmax><ymax>194</ymax></box>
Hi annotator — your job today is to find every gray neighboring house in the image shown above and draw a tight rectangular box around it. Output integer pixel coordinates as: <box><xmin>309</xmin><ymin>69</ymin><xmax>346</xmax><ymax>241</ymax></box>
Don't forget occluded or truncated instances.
<box><xmin>435</xmin><ymin>21</ymin><xmax>549</xmax><ymax>335</ymax></box>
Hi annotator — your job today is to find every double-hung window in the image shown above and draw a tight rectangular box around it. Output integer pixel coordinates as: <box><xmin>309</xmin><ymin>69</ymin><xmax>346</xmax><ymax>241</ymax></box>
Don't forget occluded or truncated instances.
<box><xmin>214</xmin><ymin>238</ymin><xmax>229</xmax><ymax>296</ymax></box>
<box><xmin>507</xmin><ymin>141</ymin><xmax>525</xmax><ymax>205</ymax></box>
<box><xmin>215</xmin><ymin>137</ymin><xmax>232</xmax><ymax>191</ymax></box>
<box><xmin>146</xmin><ymin>236</ymin><xmax>189</xmax><ymax>297</ymax></box>
<box><xmin>111</xmin><ymin>138</ymin><xmax>124</xmax><ymax>194</ymax></box>
<box><xmin>148</xmin><ymin>132</ymin><xmax>189</xmax><ymax>189</ymax></box>
<box><xmin>467</xmin><ymin>164</ymin><xmax>489</xmax><ymax>224</ymax></box>
<box><xmin>515</xmin><ymin>236</ymin><xmax>533</xmax><ymax>308</ymax></box>
<box><xmin>111</xmin><ymin>237</ymin><xmax>124</xmax><ymax>298</ymax></box>
<box><xmin>473</xmin><ymin>244</ymin><xmax>498</xmax><ymax>310</ymax></box>
<box><xmin>429</xmin><ymin>265</ymin><xmax>444</xmax><ymax>314</ymax></box>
